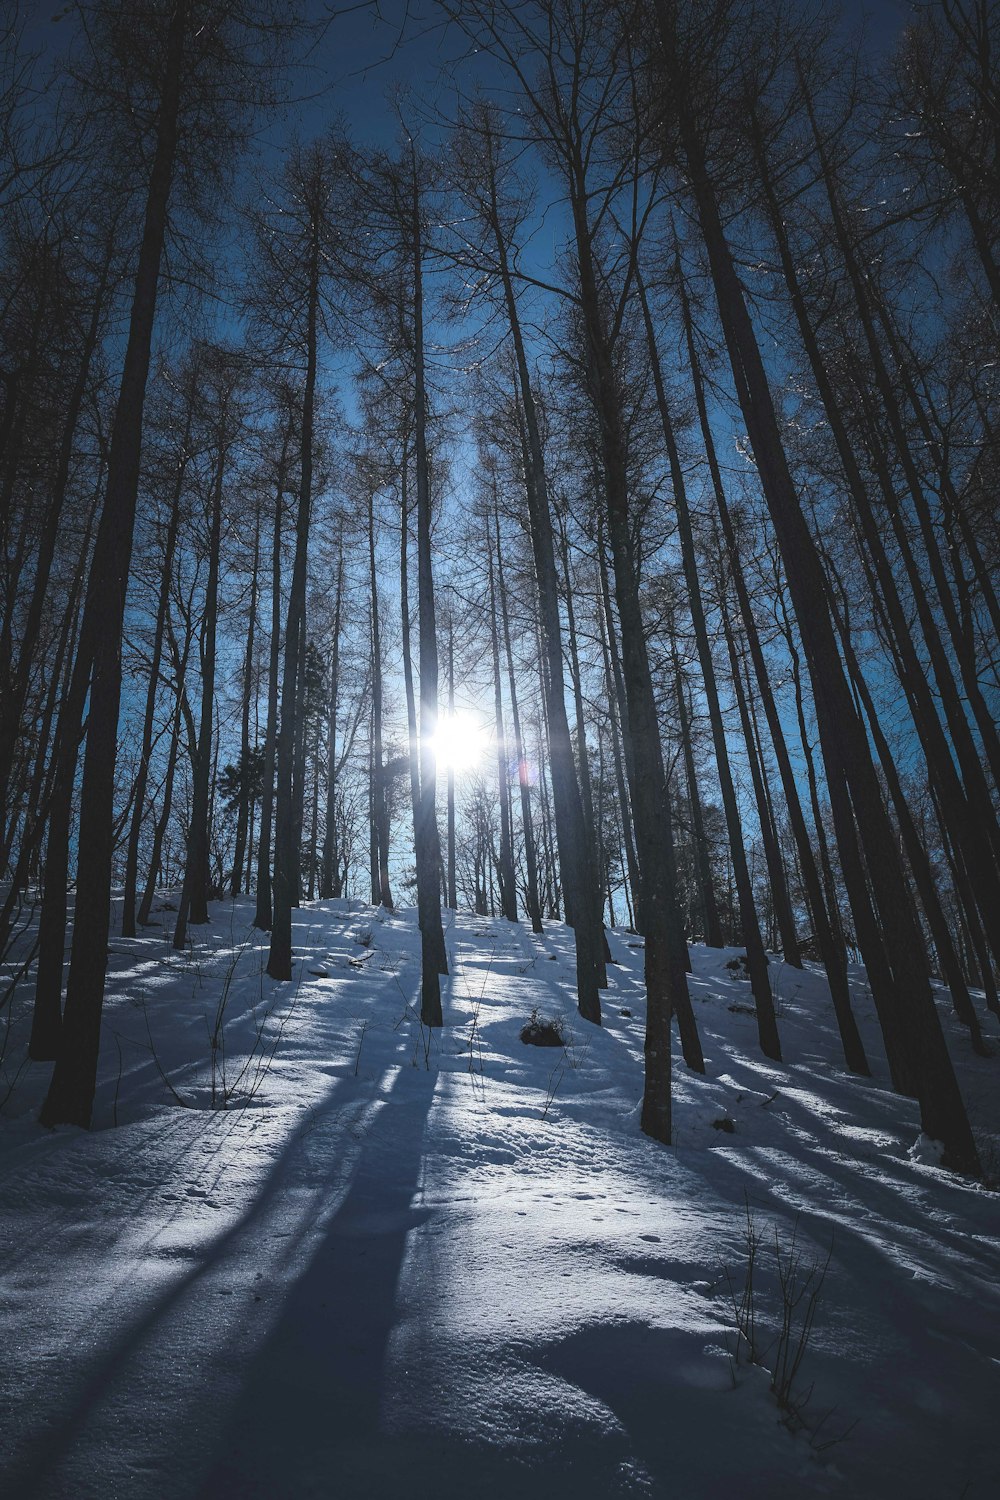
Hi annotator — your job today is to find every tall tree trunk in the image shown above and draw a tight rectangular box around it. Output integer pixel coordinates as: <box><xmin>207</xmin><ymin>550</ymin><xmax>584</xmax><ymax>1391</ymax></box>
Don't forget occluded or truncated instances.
<box><xmin>804</xmin><ymin>93</ymin><xmax>1000</xmax><ymax>793</ymax></box>
<box><xmin>174</xmin><ymin>413</ymin><xmax>227</xmax><ymax>949</ymax></box>
<box><xmin>752</xmin><ymin>121</ymin><xmax>1000</xmax><ymax>969</ymax></box>
<box><xmin>399</xmin><ymin>443</ymin><xmax>424</xmax><ymax>863</ymax></box>
<box><xmin>411</xmin><ymin>155</ymin><xmax>447</xmax><ymax>1025</ymax></box>
<box><xmin>23</xmin><ymin>505</ymin><xmax>96</xmax><ymax>1058</ymax></box>
<box><xmin>568</xmin><ymin>175</ymin><xmax>704</xmax><ymax>1112</ymax></box>
<box><xmin>368</xmin><ymin>486</ymin><xmax>392</xmax><ymax>910</ymax></box>
<box><xmin>496</xmin><ymin>511</ymin><xmax>542</xmax><ymax>932</ymax></box>
<box><xmin>597</xmin><ymin>525</ymin><xmax>643</xmax><ymax>933</ymax></box>
<box><xmin>678</xmin><ymin>114</ymin><xmax>978</xmax><ymax>1172</ymax></box>
<box><xmin>707</xmin><ymin>472</ymin><xmax>867</xmax><ymax>1070</ymax></box>
<box><xmin>231</xmin><ymin>512</ymin><xmax>260</xmax><ymax>898</ymax></box>
<box><xmin>718</xmin><ymin>583</ymin><xmax>801</xmax><ymax>967</ymax></box>
<box><xmin>446</xmin><ymin>611</ymin><xmax>458</xmax><ymax>911</ymax></box>
<box><xmin>487</xmin><ymin>512</ymin><xmax>517</xmax><ymax>921</ymax></box>
<box><xmin>253</xmin><ymin>420</ymin><xmax>290</xmax><ymax>932</ymax></box>
<box><xmin>136</xmin><ymin>674</ymin><xmax>185</xmax><ymax>929</ymax></box>
<box><xmin>267</xmin><ymin>207</ymin><xmax>319</xmax><ymax>980</ymax></box>
<box><xmin>0</xmin><ymin>251</ymin><xmax>110</xmax><ymax>852</ymax></box>
<box><xmin>827</xmin><ymin>564</ymin><xmax>988</xmax><ymax>1053</ymax></box>
<box><xmin>306</xmin><ymin>712</ymin><xmax>320</xmax><ymax>901</ymax></box>
<box><xmin>290</xmin><ymin>618</ymin><xmax>308</xmax><ymax>908</ymax></box>
<box><xmin>320</xmin><ymin>529</ymin><xmax>343</xmax><ymax>899</ymax></box>
<box><xmin>640</xmin><ymin>264</ymin><xmax>779</xmax><ymax>1056</ymax></box>
<box><xmin>557</xmin><ymin>510</ymin><xmax>609</xmax><ymax>983</ymax></box>
<box><xmin>41</xmin><ymin>0</ymin><xmax>188</xmax><ymax>1127</ymax></box>
<box><xmin>368</xmin><ymin>698</ymin><xmax>379</xmax><ymax>907</ymax></box>
<box><xmin>483</xmin><ymin>158</ymin><xmax>602</xmax><ymax>1020</ymax></box>
<box><xmin>671</xmin><ymin>644</ymin><xmax>723</xmax><ymax>948</ymax></box>
<box><xmin>122</xmin><ymin>406</ymin><xmax>189</xmax><ymax>936</ymax></box>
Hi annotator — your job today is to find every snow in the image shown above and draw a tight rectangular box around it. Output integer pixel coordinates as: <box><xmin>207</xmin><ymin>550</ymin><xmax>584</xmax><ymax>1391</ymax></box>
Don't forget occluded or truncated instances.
<box><xmin>1</xmin><ymin>897</ymin><xmax>999</xmax><ymax>1498</ymax></box>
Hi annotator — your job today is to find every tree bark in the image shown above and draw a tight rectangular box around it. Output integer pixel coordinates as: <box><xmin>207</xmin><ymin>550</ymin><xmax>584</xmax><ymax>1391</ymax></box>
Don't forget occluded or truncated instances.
<box><xmin>640</xmin><ymin>264</ymin><xmax>779</xmax><ymax>1056</ymax></box>
<box><xmin>253</xmin><ymin>415</ymin><xmax>291</xmax><ymax>932</ymax></box>
<box><xmin>496</xmin><ymin>510</ymin><xmax>542</xmax><ymax>932</ymax></box>
<box><xmin>41</xmin><ymin>0</ymin><xmax>188</xmax><ymax>1127</ymax></box>
<box><xmin>319</xmin><ymin>528</ymin><xmax>344</xmax><ymax>899</ymax></box>
<box><xmin>410</xmin><ymin>154</ymin><xmax>447</xmax><ymax>1024</ymax></box>
<box><xmin>487</xmin><ymin>511</ymin><xmax>518</xmax><ymax>921</ymax></box>
<box><xmin>367</xmin><ymin>484</ymin><xmax>393</xmax><ymax>911</ymax></box>
<box><xmin>482</xmin><ymin>158</ymin><xmax>602</xmax><ymax>1020</ymax></box>
<box><xmin>677</xmin><ymin>112</ymin><xmax>977</xmax><ymax>1173</ymax></box>
<box><xmin>174</xmin><ymin>390</ymin><xmax>229</xmax><ymax>948</ymax></box>
<box><xmin>231</xmin><ymin>511</ymin><xmax>260</xmax><ymax>898</ymax></box>
<box><xmin>267</xmin><ymin>201</ymin><xmax>319</xmax><ymax>980</ymax></box>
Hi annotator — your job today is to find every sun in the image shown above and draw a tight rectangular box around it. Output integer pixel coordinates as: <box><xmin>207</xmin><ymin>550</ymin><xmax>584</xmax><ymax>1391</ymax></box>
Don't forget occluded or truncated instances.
<box><xmin>431</xmin><ymin>711</ymin><xmax>487</xmax><ymax>773</ymax></box>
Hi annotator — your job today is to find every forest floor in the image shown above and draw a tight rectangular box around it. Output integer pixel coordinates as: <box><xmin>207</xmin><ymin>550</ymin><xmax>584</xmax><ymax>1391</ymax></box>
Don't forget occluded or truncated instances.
<box><xmin>1</xmin><ymin>895</ymin><xmax>999</xmax><ymax>1499</ymax></box>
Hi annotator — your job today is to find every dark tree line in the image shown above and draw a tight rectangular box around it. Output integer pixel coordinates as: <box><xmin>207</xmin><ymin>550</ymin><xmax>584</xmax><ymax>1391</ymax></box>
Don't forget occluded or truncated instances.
<box><xmin>0</xmin><ymin>0</ymin><xmax>996</xmax><ymax>1174</ymax></box>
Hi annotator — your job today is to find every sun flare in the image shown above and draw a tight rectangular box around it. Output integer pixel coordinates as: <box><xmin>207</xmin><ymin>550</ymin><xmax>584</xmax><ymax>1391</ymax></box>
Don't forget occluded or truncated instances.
<box><xmin>431</xmin><ymin>712</ymin><xmax>486</xmax><ymax>773</ymax></box>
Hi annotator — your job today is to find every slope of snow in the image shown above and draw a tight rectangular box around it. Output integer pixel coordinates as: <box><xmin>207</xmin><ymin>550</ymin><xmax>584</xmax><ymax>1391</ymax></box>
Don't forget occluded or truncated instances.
<box><xmin>1</xmin><ymin>897</ymin><xmax>998</xmax><ymax>1498</ymax></box>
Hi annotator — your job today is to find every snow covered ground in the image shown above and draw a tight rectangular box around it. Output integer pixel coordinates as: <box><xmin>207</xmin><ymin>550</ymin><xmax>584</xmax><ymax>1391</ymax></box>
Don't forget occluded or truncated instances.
<box><xmin>1</xmin><ymin>896</ymin><xmax>998</xmax><ymax>1499</ymax></box>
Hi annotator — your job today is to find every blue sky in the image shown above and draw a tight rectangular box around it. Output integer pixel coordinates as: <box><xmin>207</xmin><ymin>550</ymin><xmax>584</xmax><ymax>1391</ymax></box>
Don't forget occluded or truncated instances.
<box><xmin>286</xmin><ymin>0</ymin><xmax>915</xmax><ymax>150</ymax></box>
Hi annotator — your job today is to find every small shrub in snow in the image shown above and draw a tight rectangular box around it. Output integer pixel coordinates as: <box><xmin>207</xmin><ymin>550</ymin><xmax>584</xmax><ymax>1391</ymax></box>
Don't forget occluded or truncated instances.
<box><xmin>712</xmin><ymin>1117</ymin><xmax>736</xmax><ymax>1134</ymax></box>
<box><xmin>722</xmin><ymin>1198</ymin><xmax>834</xmax><ymax>1433</ymax></box>
<box><xmin>520</xmin><ymin>1009</ymin><xmax>565</xmax><ymax>1047</ymax></box>
<box><xmin>725</xmin><ymin>954</ymin><xmax>750</xmax><ymax>978</ymax></box>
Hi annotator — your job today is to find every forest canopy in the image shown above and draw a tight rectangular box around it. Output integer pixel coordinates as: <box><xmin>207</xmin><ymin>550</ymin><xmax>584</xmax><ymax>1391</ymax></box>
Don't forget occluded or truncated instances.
<box><xmin>0</xmin><ymin>0</ymin><xmax>997</xmax><ymax>1179</ymax></box>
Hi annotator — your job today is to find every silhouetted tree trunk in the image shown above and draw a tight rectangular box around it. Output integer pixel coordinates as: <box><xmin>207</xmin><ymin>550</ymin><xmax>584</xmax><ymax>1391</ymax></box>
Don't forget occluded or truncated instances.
<box><xmin>231</xmin><ymin>512</ymin><xmax>260</xmax><ymax>898</ymax></box>
<box><xmin>410</xmin><ymin>153</ymin><xmax>447</xmax><ymax>1022</ymax></box>
<box><xmin>707</xmin><ymin>456</ymin><xmax>867</xmax><ymax>1071</ymax></box>
<box><xmin>445</xmin><ymin>609</ymin><xmax>458</xmax><ymax>910</ymax></box>
<box><xmin>367</xmin><ymin>482</ymin><xmax>392</xmax><ymax>911</ymax></box>
<box><xmin>41</xmin><ymin>0</ymin><xmax>188</xmax><ymax>1126</ymax></box>
<box><xmin>25</xmin><ymin>499</ymin><xmax>98</xmax><ymax>1060</ymax></box>
<box><xmin>122</xmin><ymin>393</ymin><xmax>190</xmax><ymax>936</ymax></box>
<box><xmin>253</xmin><ymin>414</ymin><xmax>291</xmax><ymax>931</ymax></box>
<box><xmin>670</xmin><ymin>641</ymin><xmax>723</xmax><ymax>949</ymax></box>
<box><xmin>496</xmin><ymin>510</ymin><xmax>542</xmax><ymax>932</ymax></box>
<box><xmin>556</xmin><ymin>508</ymin><xmax>609</xmax><ymax>984</ymax></box>
<box><xmin>639</xmin><ymin>263</ymin><xmax>779</xmax><ymax>1058</ymax></box>
<box><xmin>827</xmin><ymin>562</ymin><xmax>988</xmax><ymax>1053</ymax></box>
<box><xmin>320</xmin><ymin>528</ymin><xmax>344</xmax><ymax>899</ymax></box>
<box><xmin>268</xmin><ymin>186</ymin><xmax>320</xmax><ymax>980</ymax></box>
<box><xmin>399</xmin><ymin>441</ymin><xmax>424</xmax><ymax>866</ymax></box>
<box><xmin>717</xmin><ymin>580</ymin><xmax>801</xmax><ymax>966</ymax></box>
<box><xmin>803</xmin><ymin>86</ymin><xmax>1000</xmax><ymax>795</ymax></box>
<box><xmin>136</xmin><ymin>675</ymin><xmax>185</xmax><ymax>929</ymax></box>
<box><xmin>673</xmin><ymin>96</ymin><xmax>977</xmax><ymax>1172</ymax></box>
<box><xmin>470</xmin><ymin>115</ymin><xmax>602</xmax><ymax>1019</ymax></box>
<box><xmin>751</xmin><ymin>111</ymin><xmax>1000</xmax><ymax>973</ymax></box>
<box><xmin>175</xmin><ymin>358</ymin><xmax>234</xmax><ymax>949</ymax></box>
<box><xmin>487</xmin><ymin>509</ymin><xmax>517</xmax><ymax>921</ymax></box>
<box><xmin>0</xmin><ymin>241</ymin><xmax>112</xmax><ymax>852</ymax></box>
<box><xmin>597</xmin><ymin>525</ymin><xmax>642</xmax><ymax>935</ymax></box>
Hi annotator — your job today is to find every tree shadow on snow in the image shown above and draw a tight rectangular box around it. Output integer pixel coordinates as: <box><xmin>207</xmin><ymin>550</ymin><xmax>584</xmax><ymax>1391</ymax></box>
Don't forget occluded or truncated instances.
<box><xmin>194</xmin><ymin>1066</ymin><xmax>437</xmax><ymax>1500</ymax></box>
<box><xmin>4</xmin><ymin>1062</ymin><xmax>434</xmax><ymax>1500</ymax></box>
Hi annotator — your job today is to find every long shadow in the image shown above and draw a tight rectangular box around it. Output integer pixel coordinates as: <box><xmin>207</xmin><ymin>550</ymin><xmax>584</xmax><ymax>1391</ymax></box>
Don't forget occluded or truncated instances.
<box><xmin>526</xmin><ymin>1322</ymin><xmax>790</xmax><ymax>1500</ymax></box>
<box><xmin>195</xmin><ymin>1066</ymin><xmax>437</xmax><ymax>1500</ymax></box>
<box><xmin>4</xmin><ymin>1067</ymin><xmax>388</xmax><ymax>1500</ymax></box>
